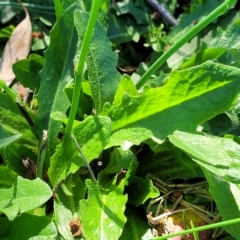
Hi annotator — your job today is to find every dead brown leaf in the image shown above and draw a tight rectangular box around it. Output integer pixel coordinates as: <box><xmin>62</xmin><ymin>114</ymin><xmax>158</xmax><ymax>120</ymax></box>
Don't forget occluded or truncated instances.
<box><xmin>0</xmin><ymin>3</ymin><xmax>32</xmax><ymax>86</ymax></box>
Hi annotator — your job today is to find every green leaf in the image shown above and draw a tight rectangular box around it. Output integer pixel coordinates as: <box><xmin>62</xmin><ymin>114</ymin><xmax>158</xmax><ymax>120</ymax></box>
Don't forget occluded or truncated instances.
<box><xmin>54</xmin><ymin>174</ymin><xmax>86</xmax><ymax>240</ymax></box>
<box><xmin>167</xmin><ymin>0</ymin><xmax>224</xmax><ymax>44</ymax></box>
<box><xmin>166</xmin><ymin>4</ymin><xmax>240</xmax><ymax>70</ymax></box>
<box><xmin>57</xmin><ymin>173</ymin><xmax>86</xmax><ymax>208</ymax></box>
<box><xmin>0</xmin><ymin>92</ymin><xmax>29</xmax><ymax>135</ymax></box>
<box><xmin>180</xmin><ymin>48</ymin><xmax>226</xmax><ymax>70</ymax></box>
<box><xmin>102</xmin><ymin>61</ymin><xmax>240</xmax><ymax>147</ymax></box>
<box><xmin>203</xmin><ymin>169</ymin><xmax>240</xmax><ymax>238</ymax></box>
<box><xmin>127</xmin><ymin>176</ymin><xmax>159</xmax><ymax>207</ymax></box>
<box><xmin>37</xmin><ymin>3</ymin><xmax>81</xmax><ymax>156</ymax></box>
<box><xmin>12</xmin><ymin>54</ymin><xmax>45</xmax><ymax>92</ymax></box>
<box><xmin>103</xmin><ymin>147</ymin><xmax>136</xmax><ymax>174</ymax></box>
<box><xmin>1</xmin><ymin>144</ymin><xmax>37</xmax><ymax>176</ymax></box>
<box><xmin>137</xmin><ymin>148</ymin><xmax>203</xmax><ymax>181</ymax></box>
<box><xmin>112</xmin><ymin>75</ymin><xmax>139</xmax><ymax>106</ymax></box>
<box><xmin>80</xmin><ymin>179</ymin><xmax>127</xmax><ymax>240</ymax></box>
<box><xmin>48</xmin><ymin>116</ymin><xmax>111</xmax><ymax>187</ymax></box>
<box><xmin>54</xmin><ymin>202</ymin><xmax>76</xmax><ymax>240</ymax></box>
<box><xmin>106</xmin><ymin>128</ymin><xmax>155</xmax><ymax>150</ymax></box>
<box><xmin>0</xmin><ymin>176</ymin><xmax>52</xmax><ymax>220</ymax></box>
<box><xmin>0</xmin><ymin>24</ymin><xmax>14</xmax><ymax>38</ymax></box>
<box><xmin>0</xmin><ymin>213</ymin><xmax>57</xmax><ymax>239</ymax></box>
<box><xmin>0</xmin><ymin>166</ymin><xmax>17</xmax><ymax>187</ymax></box>
<box><xmin>0</xmin><ymin>134</ymin><xmax>22</xmax><ymax>148</ymax></box>
<box><xmin>74</xmin><ymin>10</ymin><xmax>121</xmax><ymax>114</ymax></box>
<box><xmin>169</xmin><ymin>131</ymin><xmax>240</xmax><ymax>183</ymax></box>
<box><xmin>208</xmin><ymin>18</ymin><xmax>240</xmax><ymax>49</ymax></box>
<box><xmin>107</xmin><ymin>14</ymin><xmax>145</xmax><ymax>44</ymax></box>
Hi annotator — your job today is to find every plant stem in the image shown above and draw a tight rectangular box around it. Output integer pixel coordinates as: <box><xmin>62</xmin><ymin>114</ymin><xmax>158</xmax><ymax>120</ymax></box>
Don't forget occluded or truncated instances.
<box><xmin>65</xmin><ymin>0</ymin><xmax>101</xmax><ymax>134</ymax></box>
<box><xmin>53</xmin><ymin>0</ymin><xmax>62</xmax><ymax>20</ymax></box>
<box><xmin>154</xmin><ymin>217</ymin><xmax>240</xmax><ymax>240</ymax></box>
<box><xmin>136</xmin><ymin>0</ymin><xmax>236</xmax><ymax>89</ymax></box>
<box><xmin>71</xmin><ymin>133</ymin><xmax>97</xmax><ymax>184</ymax></box>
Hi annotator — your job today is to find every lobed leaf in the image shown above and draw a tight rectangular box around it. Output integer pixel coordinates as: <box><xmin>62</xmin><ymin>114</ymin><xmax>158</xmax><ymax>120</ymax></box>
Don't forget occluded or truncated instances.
<box><xmin>0</xmin><ymin>176</ymin><xmax>52</xmax><ymax>220</ymax></box>
<box><xmin>102</xmin><ymin>61</ymin><xmax>240</xmax><ymax>148</ymax></box>
<box><xmin>80</xmin><ymin>179</ymin><xmax>127</xmax><ymax>240</ymax></box>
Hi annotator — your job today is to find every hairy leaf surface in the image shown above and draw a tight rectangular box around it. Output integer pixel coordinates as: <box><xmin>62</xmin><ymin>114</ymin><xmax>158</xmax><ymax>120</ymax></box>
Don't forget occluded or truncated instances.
<box><xmin>80</xmin><ymin>180</ymin><xmax>127</xmax><ymax>240</ymax></box>
<box><xmin>169</xmin><ymin>131</ymin><xmax>240</xmax><ymax>183</ymax></box>
<box><xmin>74</xmin><ymin>10</ymin><xmax>121</xmax><ymax>114</ymax></box>
<box><xmin>102</xmin><ymin>61</ymin><xmax>240</xmax><ymax>148</ymax></box>
<box><xmin>37</xmin><ymin>4</ymin><xmax>81</xmax><ymax>156</ymax></box>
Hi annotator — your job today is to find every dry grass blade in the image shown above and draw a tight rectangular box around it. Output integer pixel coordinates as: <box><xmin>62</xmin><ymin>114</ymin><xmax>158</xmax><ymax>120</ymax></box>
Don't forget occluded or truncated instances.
<box><xmin>0</xmin><ymin>2</ymin><xmax>32</xmax><ymax>85</ymax></box>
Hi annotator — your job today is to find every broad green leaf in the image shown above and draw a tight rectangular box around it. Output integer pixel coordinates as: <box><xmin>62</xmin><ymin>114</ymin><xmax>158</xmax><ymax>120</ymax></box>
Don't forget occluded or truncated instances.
<box><xmin>127</xmin><ymin>176</ymin><xmax>159</xmax><ymax>207</ymax></box>
<box><xmin>12</xmin><ymin>54</ymin><xmax>44</xmax><ymax>92</ymax></box>
<box><xmin>74</xmin><ymin>10</ymin><xmax>121</xmax><ymax>114</ymax></box>
<box><xmin>0</xmin><ymin>176</ymin><xmax>52</xmax><ymax>220</ymax></box>
<box><xmin>48</xmin><ymin>116</ymin><xmax>111</xmax><ymax>187</ymax></box>
<box><xmin>102</xmin><ymin>61</ymin><xmax>240</xmax><ymax>147</ymax></box>
<box><xmin>169</xmin><ymin>131</ymin><xmax>240</xmax><ymax>183</ymax></box>
<box><xmin>203</xmin><ymin>169</ymin><xmax>240</xmax><ymax>238</ymax></box>
<box><xmin>37</xmin><ymin>3</ymin><xmax>81</xmax><ymax>156</ymax></box>
<box><xmin>0</xmin><ymin>213</ymin><xmax>57</xmax><ymax>239</ymax></box>
<box><xmin>80</xmin><ymin>179</ymin><xmax>127</xmax><ymax>240</ymax></box>
<box><xmin>0</xmin><ymin>134</ymin><xmax>22</xmax><ymax>148</ymax></box>
<box><xmin>120</xmin><ymin>207</ymin><xmax>153</xmax><ymax>240</ymax></box>
<box><xmin>54</xmin><ymin>202</ymin><xmax>75</xmax><ymax>240</ymax></box>
<box><xmin>0</xmin><ymin>166</ymin><xmax>17</xmax><ymax>187</ymax></box>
